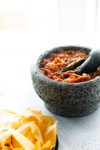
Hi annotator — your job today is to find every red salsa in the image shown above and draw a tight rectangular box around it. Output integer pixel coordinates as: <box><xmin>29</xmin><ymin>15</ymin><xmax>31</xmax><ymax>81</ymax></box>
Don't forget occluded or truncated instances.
<box><xmin>41</xmin><ymin>50</ymin><xmax>100</xmax><ymax>83</ymax></box>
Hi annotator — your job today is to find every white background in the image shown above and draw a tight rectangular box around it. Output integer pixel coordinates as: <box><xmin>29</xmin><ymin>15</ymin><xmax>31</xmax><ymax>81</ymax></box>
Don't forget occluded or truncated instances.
<box><xmin>0</xmin><ymin>0</ymin><xmax>100</xmax><ymax>56</ymax></box>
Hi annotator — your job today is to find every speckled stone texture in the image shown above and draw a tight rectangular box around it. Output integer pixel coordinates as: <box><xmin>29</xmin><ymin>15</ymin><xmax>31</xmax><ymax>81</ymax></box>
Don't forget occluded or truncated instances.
<box><xmin>31</xmin><ymin>46</ymin><xmax>100</xmax><ymax>117</ymax></box>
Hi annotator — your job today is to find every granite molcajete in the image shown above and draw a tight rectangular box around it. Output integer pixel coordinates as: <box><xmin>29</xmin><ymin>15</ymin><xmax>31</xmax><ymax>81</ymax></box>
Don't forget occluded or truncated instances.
<box><xmin>31</xmin><ymin>46</ymin><xmax>100</xmax><ymax>117</ymax></box>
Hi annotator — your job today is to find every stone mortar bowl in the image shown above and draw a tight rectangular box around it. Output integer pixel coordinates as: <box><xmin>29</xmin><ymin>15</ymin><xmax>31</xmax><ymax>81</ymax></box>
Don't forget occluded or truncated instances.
<box><xmin>31</xmin><ymin>46</ymin><xmax>100</xmax><ymax>117</ymax></box>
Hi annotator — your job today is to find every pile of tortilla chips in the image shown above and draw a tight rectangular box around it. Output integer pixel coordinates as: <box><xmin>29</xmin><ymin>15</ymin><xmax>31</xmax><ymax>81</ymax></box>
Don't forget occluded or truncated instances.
<box><xmin>0</xmin><ymin>108</ymin><xmax>57</xmax><ymax>150</ymax></box>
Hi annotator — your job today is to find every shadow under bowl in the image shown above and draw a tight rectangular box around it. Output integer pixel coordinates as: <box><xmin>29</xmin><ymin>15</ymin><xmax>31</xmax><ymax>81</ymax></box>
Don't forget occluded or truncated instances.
<box><xmin>31</xmin><ymin>46</ymin><xmax>100</xmax><ymax>117</ymax></box>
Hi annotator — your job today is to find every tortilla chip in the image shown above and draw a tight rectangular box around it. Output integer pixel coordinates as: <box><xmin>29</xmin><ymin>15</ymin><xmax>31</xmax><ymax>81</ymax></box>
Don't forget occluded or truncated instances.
<box><xmin>0</xmin><ymin>108</ymin><xmax>57</xmax><ymax>150</ymax></box>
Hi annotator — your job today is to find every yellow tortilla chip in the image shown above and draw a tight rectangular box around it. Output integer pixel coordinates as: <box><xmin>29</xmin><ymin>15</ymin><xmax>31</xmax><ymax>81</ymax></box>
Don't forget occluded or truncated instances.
<box><xmin>45</xmin><ymin>123</ymin><xmax>57</xmax><ymax>145</ymax></box>
<box><xmin>34</xmin><ymin>141</ymin><xmax>41</xmax><ymax>150</ymax></box>
<box><xmin>41</xmin><ymin>141</ymin><xmax>51</xmax><ymax>150</ymax></box>
<box><xmin>10</xmin><ymin>143</ymin><xmax>24</xmax><ymax>150</ymax></box>
<box><xmin>10</xmin><ymin>128</ymin><xmax>34</xmax><ymax>150</ymax></box>
<box><xmin>0</xmin><ymin>131</ymin><xmax>11</xmax><ymax>148</ymax></box>
<box><xmin>0</xmin><ymin>108</ymin><xmax>57</xmax><ymax>150</ymax></box>
<box><xmin>2</xmin><ymin>146</ymin><xmax>10</xmax><ymax>150</ymax></box>
<box><xmin>17</xmin><ymin>121</ymin><xmax>43</xmax><ymax>143</ymax></box>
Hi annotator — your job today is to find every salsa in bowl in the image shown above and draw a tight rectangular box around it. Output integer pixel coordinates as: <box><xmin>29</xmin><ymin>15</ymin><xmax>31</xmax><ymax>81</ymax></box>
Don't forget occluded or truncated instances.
<box><xmin>41</xmin><ymin>49</ymin><xmax>100</xmax><ymax>83</ymax></box>
<box><xmin>31</xmin><ymin>46</ymin><xmax>100</xmax><ymax>117</ymax></box>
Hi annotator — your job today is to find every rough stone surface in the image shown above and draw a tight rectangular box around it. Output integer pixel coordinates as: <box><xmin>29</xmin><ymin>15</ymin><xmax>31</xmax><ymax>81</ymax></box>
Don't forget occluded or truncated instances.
<box><xmin>31</xmin><ymin>46</ymin><xmax>100</xmax><ymax>117</ymax></box>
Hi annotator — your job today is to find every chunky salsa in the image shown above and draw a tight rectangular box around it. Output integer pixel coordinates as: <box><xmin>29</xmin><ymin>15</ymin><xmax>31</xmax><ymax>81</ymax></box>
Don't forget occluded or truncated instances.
<box><xmin>41</xmin><ymin>50</ymin><xmax>100</xmax><ymax>83</ymax></box>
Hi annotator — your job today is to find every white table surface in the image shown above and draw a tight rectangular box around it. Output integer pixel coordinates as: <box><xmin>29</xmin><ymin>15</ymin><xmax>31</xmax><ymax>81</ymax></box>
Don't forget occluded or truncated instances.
<box><xmin>0</xmin><ymin>54</ymin><xmax>100</xmax><ymax>150</ymax></box>
<box><xmin>0</xmin><ymin>33</ymin><xmax>100</xmax><ymax>150</ymax></box>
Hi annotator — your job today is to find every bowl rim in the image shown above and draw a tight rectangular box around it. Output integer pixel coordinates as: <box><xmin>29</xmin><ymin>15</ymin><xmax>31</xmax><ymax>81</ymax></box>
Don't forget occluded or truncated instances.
<box><xmin>32</xmin><ymin>46</ymin><xmax>100</xmax><ymax>87</ymax></box>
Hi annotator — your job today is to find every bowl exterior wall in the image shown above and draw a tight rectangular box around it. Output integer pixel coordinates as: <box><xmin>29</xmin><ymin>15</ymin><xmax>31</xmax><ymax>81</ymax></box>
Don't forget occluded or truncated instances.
<box><xmin>32</xmin><ymin>70</ymin><xmax>100</xmax><ymax>117</ymax></box>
